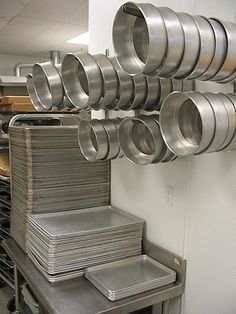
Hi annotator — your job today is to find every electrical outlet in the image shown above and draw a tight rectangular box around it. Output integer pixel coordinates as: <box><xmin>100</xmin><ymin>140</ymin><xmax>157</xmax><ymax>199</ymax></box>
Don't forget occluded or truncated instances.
<box><xmin>165</xmin><ymin>185</ymin><xmax>174</xmax><ymax>207</ymax></box>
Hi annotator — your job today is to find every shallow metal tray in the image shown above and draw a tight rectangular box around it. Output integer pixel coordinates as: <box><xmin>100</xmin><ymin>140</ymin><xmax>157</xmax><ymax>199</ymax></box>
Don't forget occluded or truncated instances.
<box><xmin>85</xmin><ymin>255</ymin><xmax>176</xmax><ymax>301</ymax></box>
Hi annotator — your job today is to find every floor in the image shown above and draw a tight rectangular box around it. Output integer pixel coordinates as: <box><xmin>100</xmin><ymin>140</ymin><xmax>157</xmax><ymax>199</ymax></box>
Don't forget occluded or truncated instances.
<box><xmin>0</xmin><ymin>284</ymin><xmax>13</xmax><ymax>314</ymax></box>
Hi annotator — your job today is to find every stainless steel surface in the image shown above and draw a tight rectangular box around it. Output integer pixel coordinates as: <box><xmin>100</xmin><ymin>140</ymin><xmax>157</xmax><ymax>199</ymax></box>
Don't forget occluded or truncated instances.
<box><xmin>78</xmin><ymin>119</ymin><xmax>108</xmax><ymax>161</ymax></box>
<box><xmin>160</xmin><ymin>92</ymin><xmax>215</xmax><ymax>156</ymax></box>
<box><xmin>211</xmin><ymin>19</ymin><xmax>236</xmax><ymax>81</ymax></box>
<box><xmin>199</xmin><ymin>19</ymin><xmax>227</xmax><ymax>80</ymax></box>
<box><xmin>101</xmin><ymin>119</ymin><xmax>120</xmax><ymax>160</ymax></box>
<box><xmin>143</xmin><ymin>77</ymin><xmax>160</xmax><ymax>110</ymax></box>
<box><xmin>14</xmin><ymin>63</ymin><xmax>34</xmax><ymax>77</ymax></box>
<box><xmin>92</xmin><ymin>54</ymin><xmax>118</xmax><ymax>110</ymax></box>
<box><xmin>128</xmin><ymin>74</ymin><xmax>147</xmax><ymax>110</ymax></box>
<box><xmin>119</xmin><ymin>116</ymin><xmax>164</xmax><ymax>165</ymax></box>
<box><xmin>187</xmin><ymin>16</ymin><xmax>215</xmax><ymax>79</ymax></box>
<box><xmin>112</xmin><ymin>2</ymin><xmax>167</xmax><ymax>76</ymax></box>
<box><xmin>10</xmin><ymin>122</ymin><xmax>110</xmax><ymax>252</ymax></box>
<box><xmin>27</xmin><ymin>206</ymin><xmax>143</xmax><ymax>281</ymax></box>
<box><xmin>50</xmin><ymin>50</ymin><xmax>61</xmax><ymax>65</ymax></box>
<box><xmin>202</xmin><ymin>93</ymin><xmax>229</xmax><ymax>153</ymax></box>
<box><xmin>222</xmin><ymin>94</ymin><xmax>236</xmax><ymax>151</ymax></box>
<box><xmin>216</xmin><ymin>94</ymin><xmax>236</xmax><ymax>150</ymax></box>
<box><xmin>3</xmin><ymin>238</ymin><xmax>186</xmax><ymax>314</ymax></box>
<box><xmin>174</xmin><ymin>12</ymin><xmax>200</xmax><ymax>79</ymax></box>
<box><xmin>26</xmin><ymin>74</ymin><xmax>43</xmax><ymax>111</ymax></box>
<box><xmin>32</xmin><ymin>61</ymin><xmax>64</xmax><ymax>110</ymax></box>
<box><xmin>159</xmin><ymin>79</ymin><xmax>172</xmax><ymax>109</ymax></box>
<box><xmin>109</xmin><ymin>58</ymin><xmax>133</xmax><ymax>110</ymax></box>
<box><xmin>157</xmin><ymin>7</ymin><xmax>184</xmax><ymax>78</ymax></box>
<box><xmin>85</xmin><ymin>255</ymin><xmax>176</xmax><ymax>301</ymax></box>
<box><xmin>61</xmin><ymin>52</ymin><xmax>102</xmax><ymax>109</ymax></box>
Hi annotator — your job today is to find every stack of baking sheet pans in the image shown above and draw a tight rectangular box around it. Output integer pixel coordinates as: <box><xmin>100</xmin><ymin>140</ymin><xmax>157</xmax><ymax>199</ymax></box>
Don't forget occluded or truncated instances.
<box><xmin>9</xmin><ymin>126</ymin><xmax>110</xmax><ymax>252</ymax></box>
<box><xmin>27</xmin><ymin>206</ymin><xmax>143</xmax><ymax>283</ymax></box>
<box><xmin>85</xmin><ymin>255</ymin><xmax>176</xmax><ymax>301</ymax></box>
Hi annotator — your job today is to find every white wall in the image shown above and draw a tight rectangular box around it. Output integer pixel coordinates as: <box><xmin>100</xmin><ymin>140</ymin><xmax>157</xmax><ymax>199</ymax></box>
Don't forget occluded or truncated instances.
<box><xmin>0</xmin><ymin>54</ymin><xmax>49</xmax><ymax>76</ymax></box>
<box><xmin>89</xmin><ymin>1</ymin><xmax>236</xmax><ymax>314</ymax></box>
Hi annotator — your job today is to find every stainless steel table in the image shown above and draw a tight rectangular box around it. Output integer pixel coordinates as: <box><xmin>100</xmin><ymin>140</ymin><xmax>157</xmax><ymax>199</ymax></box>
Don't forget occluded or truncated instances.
<box><xmin>2</xmin><ymin>238</ymin><xmax>186</xmax><ymax>314</ymax></box>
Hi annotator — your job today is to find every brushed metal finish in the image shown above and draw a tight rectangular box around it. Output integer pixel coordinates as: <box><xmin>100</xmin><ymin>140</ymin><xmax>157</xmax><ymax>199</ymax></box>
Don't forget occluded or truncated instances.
<box><xmin>187</xmin><ymin>16</ymin><xmax>215</xmax><ymax>79</ymax></box>
<box><xmin>217</xmin><ymin>93</ymin><xmax>236</xmax><ymax>150</ymax></box>
<box><xmin>222</xmin><ymin>94</ymin><xmax>236</xmax><ymax>151</ymax></box>
<box><xmin>112</xmin><ymin>2</ymin><xmax>167</xmax><ymax>76</ymax></box>
<box><xmin>158</xmin><ymin>78</ymin><xmax>172</xmax><ymax>109</ymax></box>
<box><xmin>160</xmin><ymin>92</ymin><xmax>215</xmax><ymax>156</ymax></box>
<box><xmin>32</xmin><ymin>61</ymin><xmax>64</xmax><ymax>110</ymax></box>
<box><xmin>101</xmin><ymin>119</ymin><xmax>120</xmax><ymax>160</ymax></box>
<box><xmin>26</xmin><ymin>74</ymin><xmax>43</xmax><ymax>112</ymax></box>
<box><xmin>143</xmin><ymin>76</ymin><xmax>160</xmax><ymax>110</ymax></box>
<box><xmin>174</xmin><ymin>12</ymin><xmax>200</xmax><ymax>79</ymax></box>
<box><xmin>110</xmin><ymin>58</ymin><xmax>134</xmax><ymax>110</ymax></box>
<box><xmin>202</xmin><ymin>93</ymin><xmax>229</xmax><ymax>153</ymax></box>
<box><xmin>61</xmin><ymin>52</ymin><xmax>102</xmax><ymax>109</ymax></box>
<box><xmin>199</xmin><ymin>19</ymin><xmax>227</xmax><ymax>80</ymax></box>
<box><xmin>119</xmin><ymin>116</ymin><xmax>163</xmax><ymax>165</ymax></box>
<box><xmin>211</xmin><ymin>19</ymin><xmax>236</xmax><ymax>81</ymax></box>
<box><xmin>127</xmin><ymin>74</ymin><xmax>147</xmax><ymax>110</ymax></box>
<box><xmin>92</xmin><ymin>54</ymin><xmax>118</xmax><ymax>110</ymax></box>
<box><xmin>78</xmin><ymin>119</ymin><xmax>108</xmax><ymax>162</ymax></box>
<box><xmin>157</xmin><ymin>7</ymin><xmax>185</xmax><ymax>78</ymax></box>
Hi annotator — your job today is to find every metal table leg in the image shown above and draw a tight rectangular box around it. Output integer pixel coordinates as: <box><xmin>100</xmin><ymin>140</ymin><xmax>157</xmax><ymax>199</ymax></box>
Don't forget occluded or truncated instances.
<box><xmin>162</xmin><ymin>300</ymin><xmax>169</xmax><ymax>314</ymax></box>
<box><xmin>13</xmin><ymin>263</ymin><xmax>20</xmax><ymax>314</ymax></box>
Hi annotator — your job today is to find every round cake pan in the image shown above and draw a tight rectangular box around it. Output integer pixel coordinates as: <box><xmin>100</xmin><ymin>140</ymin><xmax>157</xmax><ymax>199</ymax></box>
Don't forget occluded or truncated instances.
<box><xmin>221</xmin><ymin>94</ymin><xmax>236</xmax><ymax>151</ymax></box>
<box><xmin>160</xmin><ymin>91</ymin><xmax>215</xmax><ymax>156</ymax></box>
<box><xmin>61</xmin><ymin>52</ymin><xmax>102</xmax><ymax>109</ymax></box>
<box><xmin>142</xmin><ymin>76</ymin><xmax>160</xmax><ymax>110</ymax></box>
<box><xmin>210</xmin><ymin>19</ymin><xmax>236</xmax><ymax>81</ymax></box>
<box><xmin>199</xmin><ymin>18</ymin><xmax>227</xmax><ymax>80</ymax></box>
<box><xmin>78</xmin><ymin>119</ymin><xmax>108</xmax><ymax>162</ymax></box>
<box><xmin>112</xmin><ymin>2</ymin><xmax>167</xmax><ymax>75</ymax></box>
<box><xmin>202</xmin><ymin>93</ymin><xmax>229</xmax><ymax>152</ymax></box>
<box><xmin>174</xmin><ymin>12</ymin><xmax>200</xmax><ymax>79</ymax></box>
<box><xmin>119</xmin><ymin>116</ymin><xmax>163</xmax><ymax>165</ymax></box>
<box><xmin>92</xmin><ymin>54</ymin><xmax>118</xmax><ymax>110</ymax></box>
<box><xmin>217</xmin><ymin>93</ymin><xmax>236</xmax><ymax>150</ymax></box>
<box><xmin>32</xmin><ymin>61</ymin><xmax>64</xmax><ymax>110</ymax></box>
<box><xmin>26</xmin><ymin>74</ymin><xmax>43</xmax><ymax>111</ymax></box>
<box><xmin>110</xmin><ymin>58</ymin><xmax>133</xmax><ymax>110</ymax></box>
<box><xmin>101</xmin><ymin>119</ymin><xmax>120</xmax><ymax>160</ymax></box>
<box><xmin>187</xmin><ymin>16</ymin><xmax>215</xmax><ymax>79</ymax></box>
<box><xmin>126</xmin><ymin>74</ymin><xmax>147</xmax><ymax>110</ymax></box>
<box><xmin>157</xmin><ymin>7</ymin><xmax>185</xmax><ymax>78</ymax></box>
<box><xmin>171</xmin><ymin>78</ymin><xmax>183</xmax><ymax>92</ymax></box>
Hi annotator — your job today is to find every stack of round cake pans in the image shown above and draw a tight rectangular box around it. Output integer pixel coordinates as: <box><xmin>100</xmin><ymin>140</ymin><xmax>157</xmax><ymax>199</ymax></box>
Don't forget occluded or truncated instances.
<box><xmin>9</xmin><ymin>126</ymin><xmax>110</xmax><ymax>252</ymax></box>
<box><xmin>78</xmin><ymin>117</ymin><xmax>123</xmax><ymax>161</ymax></box>
<box><xmin>119</xmin><ymin>115</ymin><xmax>177</xmax><ymax>165</ymax></box>
<box><xmin>27</xmin><ymin>62</ymin><xmax>78</xmax><ymax>112</ymax></box>
<box><xmin>160</xmin><ymin>92</ymin><xmax>236</xmax><ymax>157</ymax></box>
<box><xmin>113</xmin><ymin>2</ymin><xmax>236</xmax><ymax>82</ymax></box>
<box><xmin>61</xmin><ymin>52</ymin><xmax>194</xmax><ymax>111</ymax></box>
<box><xmin>27</xmin><ymin>206</ymin><xmax>144</xmax><ymax>283</ymax></box>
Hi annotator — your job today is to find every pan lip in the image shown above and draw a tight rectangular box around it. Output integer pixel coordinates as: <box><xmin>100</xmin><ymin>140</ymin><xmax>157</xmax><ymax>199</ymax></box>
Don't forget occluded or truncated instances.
<box><xmin>61</xmin><ymin>52</ymin><xmax>102</xmax><ymax>109</ymax></box>
<box><xmin>160</xmin><ymin>91</ymin><xmax>215</xmax><ymax>156</ymax></box>
<box><xmin>112</xmin><ymin>1</ymin><xmax>167</xmax><ymax>76</ymax></box>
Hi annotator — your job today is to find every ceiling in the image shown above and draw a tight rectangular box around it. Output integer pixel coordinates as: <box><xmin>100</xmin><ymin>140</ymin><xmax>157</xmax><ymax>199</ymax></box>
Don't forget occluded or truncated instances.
<box><xmin>0</xmin><ymin>0</ymin><xmax>88</xmax><ymax>57</ymax></box>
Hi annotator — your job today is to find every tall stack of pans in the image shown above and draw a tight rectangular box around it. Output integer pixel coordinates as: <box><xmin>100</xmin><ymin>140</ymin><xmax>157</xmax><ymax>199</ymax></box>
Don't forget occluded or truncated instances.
<box><xmin>9</xmin><ymin>126</ymin><xmax>110</xmax><ymax>252</ymax></box>
<box><xmin>113</xmin><ymin>2</ymin><xmax>236</xmax><ymax>82</ymax></box>
<box><xmin>27</xmin><ymin>206</ymin><xmax>144</xmax><ymax>283</ymax></box>
<box><xmin>61</xmin><ymin>52</ymin><xmax>193</xmax><ymax>111</ymax></box>
<box><xmin>160</xmin><ymin>92</ymin><xmax>236</xmax><ymax>156</ymax></box>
